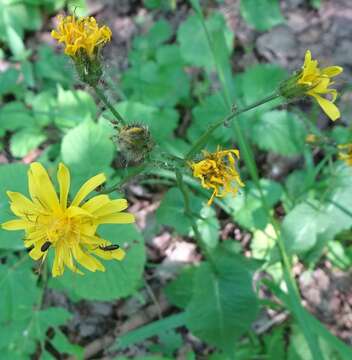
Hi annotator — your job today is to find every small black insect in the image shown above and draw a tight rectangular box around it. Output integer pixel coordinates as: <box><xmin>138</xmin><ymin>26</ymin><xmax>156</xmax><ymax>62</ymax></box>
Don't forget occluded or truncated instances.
<box><xmin>98</xmin><ymin>244</ymin><xmax>120</xmax><ymax>251</ymax></box>
<box><xmin>41</xmin><ymin>241</ymin><xmax>52</xmax><ymax>252</ymax></box>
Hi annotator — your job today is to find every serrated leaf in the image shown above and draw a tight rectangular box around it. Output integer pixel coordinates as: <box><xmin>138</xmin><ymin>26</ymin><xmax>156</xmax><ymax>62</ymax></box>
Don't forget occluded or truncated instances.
<box><xmin>50</xmin><ymin>224</ymin><xmax>145</xmax><ymax>301</ymax></box>
<box><xmin>240</xmin><ymin>0</ymin><xmax>284</xmax><ymax>31</ymax></box>
<box><xmin>0</xmin><ymin>102</ymin><xmax>34</xmax><ymax>132</ymax></box>
<box><xmin>252</xmin><ymin>110</ymin><xmax>307</xmax><ymax>155</ymax></box>
<box><xmin>186</xmin><ymin>248</ymin><xmax>259</xmax><ymax>353</ymax></box>
<box><xmin>0</xmin><ymin>163</ymin><xmax>28</xmax><ymax>249</ymax></box>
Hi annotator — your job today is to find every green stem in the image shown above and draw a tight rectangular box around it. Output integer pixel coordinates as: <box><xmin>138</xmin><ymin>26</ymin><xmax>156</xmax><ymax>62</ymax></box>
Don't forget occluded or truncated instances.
<box><xmin>185</xmin><ymin>92</ymin><xmax>279</xmax><ymax>161</ymax></box>
<box><xmin>92</xmin><ymin>85</ymin><xmax>126</xmax><ymax>126</ymax></box>
<box><xmin>175</xmin><ymin>169</ymin><xmax>210</xmax><ymax>259</ymax></box>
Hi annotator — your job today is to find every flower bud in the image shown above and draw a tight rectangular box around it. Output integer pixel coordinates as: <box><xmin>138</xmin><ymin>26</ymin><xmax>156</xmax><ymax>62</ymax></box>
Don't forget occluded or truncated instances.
<box><xmin>117</xmin><ymin>124</ymin><xmax>154</xmax><ymax>162</ymax></box>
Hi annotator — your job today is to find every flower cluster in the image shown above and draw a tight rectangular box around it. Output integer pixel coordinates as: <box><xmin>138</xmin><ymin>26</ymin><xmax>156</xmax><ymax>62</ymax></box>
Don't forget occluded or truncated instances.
<box><xmin>189</xmin><ymin>148</ymin><xmax>244</xmax><ymax>206</ymax></box>
<box><xmin>51</xmin><ymin>15</ymin><xmax>112</xmax><ymax>58</ymax></box>
<box><xmin>1</xmin><ymin>163</ymin><xmax>134</xmax><ymax>277</ymax></box>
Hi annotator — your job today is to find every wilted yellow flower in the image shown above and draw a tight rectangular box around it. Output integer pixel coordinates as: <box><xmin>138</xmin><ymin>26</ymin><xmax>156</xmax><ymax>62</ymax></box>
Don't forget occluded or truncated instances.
<box><xmin>190</xmin><ymin>148</ymin><xmax>244</xmax><ymax>205</ymax></box>
<box><xmin>298</xmin><ymin>50</ymin><xmax>343</xmax><ymax>121</ymax></box>
<box><xmin>1</xmin><ymin>163</ymin><xmax>135</xmax><ymax>277</ymax></box>
<box><xmin>51</xmin><ymin>15</ymin><xmax>112</xmax><ymax>58</ymax></box>
<box><xmin>338</xmin><ymin>144</ymin><xmax>352</xmax><ymax>166</ymax></box>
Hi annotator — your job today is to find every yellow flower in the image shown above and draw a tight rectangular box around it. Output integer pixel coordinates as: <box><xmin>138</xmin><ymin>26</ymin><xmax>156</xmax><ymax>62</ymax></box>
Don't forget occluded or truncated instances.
<box><xmin>190</xmin><ymin>148</ymin><xmax>244</xmax><ymax>206</ymax></box>
<box><xmin>1</xmin><ymin>162</ymin><xmax>135</xmax><ymax>277</ymax></box>
<box><xmin>297</xmin><ymin>50</ymin><xmax>343</xmax><ymax>121</ymax></box>
<box><xmin>51</xmin><ymin>15</ymin><xmax>112</xmax><ymax>58</ymax></box>
<box><xmin>338</xmin><ymin>144</ymin><xmax>352</xmax><ymax>166</ymax></box>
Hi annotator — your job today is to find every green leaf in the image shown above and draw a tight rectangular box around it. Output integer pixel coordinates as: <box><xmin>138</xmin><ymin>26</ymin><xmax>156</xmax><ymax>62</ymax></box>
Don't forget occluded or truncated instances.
<box><xmin>177</xmin><ymin>13</ymin><xmax>234</xmax><ymax>71</ymax></box>
<box><xmin>252</xmin><ymin>110</ymin><xmax>307</xmax><ymax>155</ymax></box>
<box><xmin>226</xmin><ymin>179</ymin><xmax>283</xmax><ymax>230</ymax></box>
<box><xmin>10</xmin><ymin>127</ymin><xmax>46</xmax><ymax>158</ymax></box>
<box><xmin>164</xmin><ymin>266</ymin><xmax>196</xmax><ymax>308</ymax></box>
<box><xmin>240</xmin><ymin>0</ymin><xmax>284</xmax><ymax>31</ymax></box>
<box><xmin>54</xmin><ymin>86</ymin><xmax>97</xmax><ymax>129</ymax></box>
<box><xmin>0</xmin><ymin>163</ymin><xmax>28</xmax><ymax>249</ymax></box>
<box><xmin>196</xmin><ymin>205</ymin><xmax>220</xmax><ymax>249</ymax></box>
<box><xmin>0</xmin><ymin>260</ymin><xmax>39</xmax><ymax>323</ymax></box>
<box><xmin>34</xmin><ymin>46</ymin><xmax>74</xmax><ymax>87</ymax></box>
<box><xmin>0</xmin><ymin>68</ymin><xmax>20</xmax><ymax>97</ymax></box>
<box><xmin>186</xmin><ymin>248</ymin><xmax>259</xmax><ymax>353</ymax></box>
<box><xmin>116</xmin><ymin>313</ymin><xmax>186</xmax><ymax>349</ymax></box>
<box><xmin>26</xmin><ymin>90</ymin><xmax>57</xmax><ymax>127</ymax></box>
<box><xmin>156</xmin><ymin>188</ymin><xmax>202</xmax><ymax>235</ymax></box>
<box><xmin>51</xmin><ymin>330</ymin><xmax>83</xmax><ymax>358</ymax></box>
<box><xmin>61</xmin><ymin>121</ymin><xmax>114</xmax><ymax>184</ymax></box>
<box><xmin>0</xmin><ymin>102</ymin><xmax>34</xmax><ymax>133</ymax></box>
<box><xmin>50</xmin><ymin>224</ymin><xmax>145</xmax><ymax>301</ymax></box>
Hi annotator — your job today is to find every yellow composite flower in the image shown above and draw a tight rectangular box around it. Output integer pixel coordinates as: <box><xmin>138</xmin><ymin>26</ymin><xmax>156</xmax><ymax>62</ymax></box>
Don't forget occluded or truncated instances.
<box><xmin>51</xmin><ymin>15</ymin><xmax>112</xmax><ymax>58</ymax></box>
<box><xmin>297</xmin><ymin>50</ymin><xmax>343</xmax><ymax>121</ymax></box>
<box><xmin>1</xmin><ymin>162</ymin><xmax>135</xmax><ymax>277</ymax></box>
<box><xmin>189</xmin><ymin>148</ymin><xmax>244</xmax><ymax>206</ymax></box>
<box><xmin>338</xmin><ymin>144</ymin><xmax>352</xmax><ymax>166</ymax></box>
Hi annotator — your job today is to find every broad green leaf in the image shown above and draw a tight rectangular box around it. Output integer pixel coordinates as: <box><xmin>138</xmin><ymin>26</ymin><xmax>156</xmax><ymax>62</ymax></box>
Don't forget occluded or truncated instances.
<box><xmin>116</xmin><ymin>313</ymin><xmax>186</xmax><ymax>350</ymax></box>
<box><xmin>25</xmin><ymin>90</ymin><xmax>57</xmax><ymax>127</ymax></box>
<box><xmin>61</xmin><ymin>120</ymin><xmax>114</xmax><ymax>184</ymax></box>
<box><xmin>54</xmin><ymin>86</ymin><xmax>96</xmax><ymax>128</ymax></box>
<box><xmin>240</xmin><ymin>0</ymin><xmax>284</xmax><ymax>31</ymax></box>
<box><xmin>0</xmin><ymin>102</ymin><xmax>34</xmax><ymax>133</ymax></box>
<box><xmin>164</xmin><ymin>266</ymin><xmax>196</xmax><ymax>308</ymax></box>
<box><xmin>196</xmin><ymin>205</ymin><xmax>220</xmax><ymax>249</ymax></box>
<box><xmin>34</xmin><ymin>46</ymin><xmax>74</xmax><ymax>87</ymax></box>
<box><xmin>122</xmin><ymin>57</ymin><xmax>190</xmax><ymax>108</ymax></box>
<box><xmin>0</xmin><ymin>163</ymin><xmax>28</xmax><ymax>249</ymax></box>
<box><xmin>10</xmin><ymin>127</ymin><xmax>46</xmax><ymax>158</ymax></box>
<box><xmin>252</xmin><ymin>110</ymin><xmax>307</xmax><ymax>155</ymax></box>
<box><xmin>177</xmin><ymin>13</ymin><xmax>234</xmax><ymax>70</ymax></box>
<box><xmin>50</xmin><ymin>224</ymin><xmax>145</xmax><ymax>301</ymax></box>
<box><xmin>0</xmin><ymin>260</ymin><xmax>39</xmax><ymax>323</ymax></box>
<box><xmin>156</xmin><ymin>188</ymin><xmax>202</xmax><ymax>235</ymax></box>
<box><xmin>226</xmin><ymin>179</ymin><xmax>283</xmax><ymax>230</ymax></box>
<box><xmin>186</xmin><ymin>248</ymin><xmax>259</xmax><ymax>353</ymax></box>
<box><xmin>0</xmin><ymin>68</ymin><xmax>20</xmax><ymax>97</ymax></box>
<box><xmin>51</xmin><ymin>330</ymin><xmax>83</xmax><ymax>358</ymax></box>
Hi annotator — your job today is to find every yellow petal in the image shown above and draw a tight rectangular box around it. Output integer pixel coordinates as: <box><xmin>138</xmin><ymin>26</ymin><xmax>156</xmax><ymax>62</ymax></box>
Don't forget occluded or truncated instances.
<box><xmin>71</xmin><ymin>173</ymin><xmax>106</xmax><ymax>207</ymax></box>
<box><xmin>92</xmin><ymin>247</ymin><xmax>126</xmax><ymax>261</ymax></box>
<box><xmin>81</xmin><ymin>194</ymin><xmax>110</xmax><ymax>213</ymax></box>
<box><xmin>93</xmin><ymin>199</ymin><xmax>128</xmax><ymax>217</ymax></box>
<box><xmin>72</xmin><ymin>244</ymin><xmax>105</xmax><ymax>272</ymax></box>
<box><xmin>2</xmin><ymin>219</ymin><xmax>29</xmax><ymax>230</ymax></box>
<box><xmin>66</xmin><ymin>206</ymin><xmax>94</xmax><ymax>218</ymax></box>
<box><xmin>321</xmin><ymin>66</ymin><xmax>343</xmax><ymax>77</ymax></box>
<box><xmin>28</xmin><ymin>163</ymin><xmax>60</xmax><ymax>213</ymax></box>
<box><xmin>57</xmin><ymin>163</ymin><xmax>70</xmax><ymax>210</ymax></box>
<box><xmin>52</xmin><ymin>244</ymin><xmax>65</xmax><ymax>277</ymax></box>
<box><xmin>311</xmin><ymin>94</ymin><xmax>340</xmax><ymax>121</ymax></box>
<box><xmin>28</xmin><ymin>239</ymin><xmax>48</xmax><ymax>261</ymax></box>
<box><xmin>96</xmin><ymin>212</ymin><xmax>135</xmax><ymax>225</ymax></box>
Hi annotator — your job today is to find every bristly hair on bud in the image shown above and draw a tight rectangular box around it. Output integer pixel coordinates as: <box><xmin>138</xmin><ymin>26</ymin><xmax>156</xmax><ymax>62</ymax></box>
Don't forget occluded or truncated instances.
<box><xmin>116</xmin><ymin>124</ymin><xmax>154</xmax><ymax>163</ymax></box>
<box><xmin>51</xmin><ymin>15</ymin><xmax>112</xmax><ymax>86</ymax></box>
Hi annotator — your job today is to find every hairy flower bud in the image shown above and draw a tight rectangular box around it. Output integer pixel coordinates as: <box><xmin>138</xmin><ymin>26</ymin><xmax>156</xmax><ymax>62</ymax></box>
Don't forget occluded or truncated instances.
<box><xmin>117</xmin><ymin>124</ymin><xmax>154</xmax><ymax>163</ymax></box>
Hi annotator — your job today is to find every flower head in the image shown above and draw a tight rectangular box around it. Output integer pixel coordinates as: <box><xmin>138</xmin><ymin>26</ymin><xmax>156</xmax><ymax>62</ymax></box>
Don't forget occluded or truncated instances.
<box><xmin>279</xmin><ymin>50</ymin><xmax>343</xmax><ymax>121</ymax></box>
<box><xmin>298</xmin><ymin>50</ymin><xmax>343</xmax><ymax>121</ymax></box>
<box><xmin>1</xmin><ymin>163</ymin><xmax>135</xmax><ymax>277</ymax></box>
<box><xmin>189</xmin><ymin>148</ymin><xmax>244</xmax><ymax>206</ymax></box>
<box><xmin>338</xmin><ymin>144</ymin><xmax>352</xmax><ymax>166</ymax></box>
<box><xmin>51</xmin><ymin>15</ymin><xmax>112</xmax><ymax>58</ymax></box>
